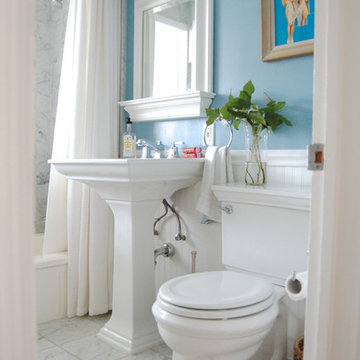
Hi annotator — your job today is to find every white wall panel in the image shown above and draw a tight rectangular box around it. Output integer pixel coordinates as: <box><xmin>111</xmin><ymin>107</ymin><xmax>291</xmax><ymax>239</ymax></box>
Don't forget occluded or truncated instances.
<box><xmin>0</xmin><ymin>1</ymin><xmax>37</xmax><ymax>359</ymax></box>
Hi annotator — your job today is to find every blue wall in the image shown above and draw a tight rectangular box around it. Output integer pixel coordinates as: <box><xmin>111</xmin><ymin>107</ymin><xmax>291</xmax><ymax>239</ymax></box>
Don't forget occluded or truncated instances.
<box><xmin>126</xmin><ymin>0</ymin><xmax>313</xmax><ymax>150</ymax></box>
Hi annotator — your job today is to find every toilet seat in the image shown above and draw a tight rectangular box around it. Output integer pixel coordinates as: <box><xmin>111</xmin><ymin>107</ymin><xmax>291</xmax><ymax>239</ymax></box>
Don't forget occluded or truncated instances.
<box><xmin>157</xmin><ymin>271</ymin><xmax>274</xmax><ymax>320</ymax></box>
<box><xmin>156</xmin><ymin>293</ymin><xmax>275</xmax><ymax>320</ymax></box>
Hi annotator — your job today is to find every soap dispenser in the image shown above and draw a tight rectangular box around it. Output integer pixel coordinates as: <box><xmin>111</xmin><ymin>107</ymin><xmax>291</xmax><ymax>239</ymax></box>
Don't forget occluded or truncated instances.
<box><xmin>123</xmin><ymin>118</ymin><xmax>136</xmax><ymax>158</ymax></box>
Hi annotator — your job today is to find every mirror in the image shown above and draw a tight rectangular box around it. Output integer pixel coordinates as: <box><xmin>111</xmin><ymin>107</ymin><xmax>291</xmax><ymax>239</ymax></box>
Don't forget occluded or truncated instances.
<box><xmin>121</xmin><ymin>0</ymin><xmax>214</xmax><ymax>121</ymax></box>
<box><xmin>143</xmin><ymin>0</ymin><xmax>195</xmax><ymax>98</ymax></box>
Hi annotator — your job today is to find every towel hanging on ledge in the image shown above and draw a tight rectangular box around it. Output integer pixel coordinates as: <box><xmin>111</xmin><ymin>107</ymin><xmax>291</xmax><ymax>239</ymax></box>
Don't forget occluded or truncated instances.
<box><xmin>196</xmin><ymin>146</ymin><xmax>234</xmax><ymax>223</ymax></box>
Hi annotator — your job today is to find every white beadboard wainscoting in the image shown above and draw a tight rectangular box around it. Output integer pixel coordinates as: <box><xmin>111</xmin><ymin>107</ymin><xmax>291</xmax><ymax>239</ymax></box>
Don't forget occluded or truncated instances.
<box><xmin>154</xmin><ymin>149</ymin><xmax>311</xmax><ymax>292</ymax></box>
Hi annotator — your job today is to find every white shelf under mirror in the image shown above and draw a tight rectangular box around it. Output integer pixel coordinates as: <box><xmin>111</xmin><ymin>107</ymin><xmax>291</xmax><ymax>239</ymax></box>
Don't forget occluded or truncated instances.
<box><xmin>119</xmin><ymin>91</ymin><xmax>215</xmax><ymax>121</ymax></box>
<box><xmin>121</xmin><ymin>0</ymin><xmax>214</xmax><ymax>122</ymax></box>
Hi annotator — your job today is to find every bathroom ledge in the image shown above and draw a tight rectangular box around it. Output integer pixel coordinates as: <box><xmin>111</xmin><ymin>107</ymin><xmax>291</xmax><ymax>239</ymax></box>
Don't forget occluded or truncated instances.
<box><xmin>34</xmin><ymin>252</ymin><xmax>68</xmax><ymax>269</ymax></box>
<box><xmin>213</xmin><ymin>183</ymin><xmax>311</xmax><ymax>211</ymax></box>
<box><xmin>119</xmin><ymin>91</ymin><xmax>216</xmax><ymax>122</ymax></box>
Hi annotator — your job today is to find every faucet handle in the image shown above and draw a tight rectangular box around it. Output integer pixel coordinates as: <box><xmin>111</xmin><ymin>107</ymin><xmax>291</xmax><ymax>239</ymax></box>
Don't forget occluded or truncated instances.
<box><xmin>156</xmin><ymin>140</ymin><xmax>165</xmax><ymax>150</ymax></box>
<box><xmin>154</xmin><ymin>140</ymin><xmax>165</xmax><ymax>159</ymax></box>
<box><xmin>154</xmin><ymin>242</ymin><xmax>176</xmax><ymax>267</ymax></box>
<box><xmin>167</xmin><ymin>141</ymin><xmax>184</xmax><ymax>159</ymax></box>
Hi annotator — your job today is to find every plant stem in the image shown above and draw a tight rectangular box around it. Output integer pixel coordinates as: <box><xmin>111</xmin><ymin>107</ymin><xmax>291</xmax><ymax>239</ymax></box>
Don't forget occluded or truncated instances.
<box><xmin>245</xmin><ymin>126</ymin><xmax>266</xmax><ymax>185</ymax></box>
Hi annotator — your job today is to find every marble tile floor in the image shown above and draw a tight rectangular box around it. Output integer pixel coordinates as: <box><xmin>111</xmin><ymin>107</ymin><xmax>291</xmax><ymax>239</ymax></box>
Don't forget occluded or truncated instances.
<box><xmin>38</xmin><ymin>313</ymin><xmax>172</xmax><ymax>360</ymax></box>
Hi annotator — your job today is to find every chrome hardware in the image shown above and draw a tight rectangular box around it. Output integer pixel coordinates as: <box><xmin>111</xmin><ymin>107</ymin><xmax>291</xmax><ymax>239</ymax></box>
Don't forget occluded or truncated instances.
<box><xmin>153</xmin><ymin>199</ymin><xmax>186</xmax><ymax>241</ymax></box>
<box><xmin>167</xmin><ymin>141</ymin><xmax>184</xmax><ymax>159</ymax></box>
<box><xmin>200</xmin><ymin>216</ymin><xmax>214</xmax><ymax>224</ymax></box>
<box><xmin>204</xmin><ymin>117</ymin><xmax>233</xmax><ymax>150</ymax></box>
<box><xmin>191</xmin><ymin>251</ymin><xmax>197</xmax><ymax>273</ymax></box>
<box><xmin>203</xmin><ymin>123</ymin><xmax>215</xmax><ymax>146</ymax></box>
<box><xmin>221</xmin><ymin>204</ymin><xmax>233</xmax><ymax>214</ymax></box>
<box><xmin>140</xmin><ymin>145</ymin><xmax>151</xmax><ymax>158</ymax></box>
<box><xmin>153</xmin><ymin>200</ymin><xmax>169</xmax><ymax>236</ymax></box>
<box><xmin>175</xmin><ymin>233</ymin><xmax>186</xmax><ymax>241</ymax></box>
<box><xmin>307</xmin><ymin>143</ymin><xmax>324</xmax><ymax>170</ymax></box>
<box><xmin>136</xmin><ymin>139</ymin><xmax>165</xmax><ymax>159</ymax></box>
<box><xmin>154</xmin><ymin>243</ymin><xmax>175</xmax><ymax>266</ymax></box>
<box><xmin>292</xmin><ymin>270</ymin><xmax>297</xmax><ymax>281</ymax></box>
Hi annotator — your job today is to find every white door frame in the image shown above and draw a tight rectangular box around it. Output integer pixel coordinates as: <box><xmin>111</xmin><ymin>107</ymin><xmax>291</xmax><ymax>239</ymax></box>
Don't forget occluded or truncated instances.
<box><xmin>2</xmin><ymin>0</ymin><xmax>360</xmax><ymax>359</ymax></box>
<box><xmin>305</xmin><ymin>0</ymin><xmax>360</xmax><ymax>359</ymax></box>
<box><xmin>0</xmin><ymin>0</ymin><xmax>37</xmax><ymax>359</ymax></box>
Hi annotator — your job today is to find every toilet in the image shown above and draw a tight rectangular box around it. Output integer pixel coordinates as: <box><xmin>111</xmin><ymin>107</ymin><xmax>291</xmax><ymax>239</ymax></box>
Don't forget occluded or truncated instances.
<box><xmin>152</xmin><ymin>184</ymin><xmax>311</xmax><ymax>360</ymax></box>
<box><xmin>153</xmin><ymin>271</ymin><xmax>279</xmax><ymax>360</ymax></box>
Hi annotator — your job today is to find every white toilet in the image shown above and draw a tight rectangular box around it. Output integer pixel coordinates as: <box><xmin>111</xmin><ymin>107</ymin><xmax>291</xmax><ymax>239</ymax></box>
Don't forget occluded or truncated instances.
<box><xmin>152</xmin><ymin>184</ymin><xmax>311</xmax><ymax>360</ymax></box>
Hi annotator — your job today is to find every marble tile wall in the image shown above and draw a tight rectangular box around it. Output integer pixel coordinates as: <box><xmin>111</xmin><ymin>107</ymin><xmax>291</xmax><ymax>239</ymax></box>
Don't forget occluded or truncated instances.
<box><xmin>34</xmin><ymin>0</ymin><xmax>69</xmax><ymax>233</ymax></box>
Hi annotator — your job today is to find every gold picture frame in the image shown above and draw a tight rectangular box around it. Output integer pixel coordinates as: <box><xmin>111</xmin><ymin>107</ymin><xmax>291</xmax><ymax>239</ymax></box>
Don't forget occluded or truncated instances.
<box><xmin>261</xmin><ymin>0</ymin><xmax>314</xmax><ymax>62</ymax></box>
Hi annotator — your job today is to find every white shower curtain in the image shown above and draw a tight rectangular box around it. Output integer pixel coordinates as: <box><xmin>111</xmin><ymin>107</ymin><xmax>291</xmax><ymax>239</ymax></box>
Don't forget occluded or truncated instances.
<box><xmin>44</xmin><ymin>0</ymin><xmax>122</xmax><ymax>316</ymax></box>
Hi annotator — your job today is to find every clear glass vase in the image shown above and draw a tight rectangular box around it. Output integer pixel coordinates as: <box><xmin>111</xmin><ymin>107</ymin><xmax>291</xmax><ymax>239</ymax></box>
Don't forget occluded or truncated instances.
<box><xmin>244</xmin><ymin>123</ymin><xmax>268</xmax><ymax>185</ymax></box>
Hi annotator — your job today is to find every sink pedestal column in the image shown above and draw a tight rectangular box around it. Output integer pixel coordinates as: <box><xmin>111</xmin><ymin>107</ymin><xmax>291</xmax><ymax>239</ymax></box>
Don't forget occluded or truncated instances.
<box><xmin>98</xmin><ymin>199</ymin><xmax>162</xmax><ymax>353</ymax></box>
<box><xmin>49</xmin><ymin>159</ymin><xmax>204</xmax><ymax>354</ymax></box>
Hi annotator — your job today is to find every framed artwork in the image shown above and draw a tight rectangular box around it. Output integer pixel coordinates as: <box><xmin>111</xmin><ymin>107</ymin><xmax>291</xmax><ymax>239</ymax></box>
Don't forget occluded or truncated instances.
<box><xmin>261</xmin><ymin>0</ymin><xmax>314</xmax><ymax>62</ymax></box>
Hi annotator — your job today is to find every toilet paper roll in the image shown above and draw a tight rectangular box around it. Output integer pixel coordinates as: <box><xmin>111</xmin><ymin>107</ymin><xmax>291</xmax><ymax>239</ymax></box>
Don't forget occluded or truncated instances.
<box><xmin>285</xmin><ymin>272</ymin><xmax>308</xmax><ymax>301</ymax></box>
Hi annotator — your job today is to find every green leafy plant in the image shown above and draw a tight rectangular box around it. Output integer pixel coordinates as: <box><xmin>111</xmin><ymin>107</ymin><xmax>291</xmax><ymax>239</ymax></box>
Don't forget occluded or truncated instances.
<box><xmin>205</xmin><ymin>81</ymin><xmax>293</xmax><ymax>185</ymax></box>
<box><xmin>205</xmin><ymin>80</ymin><xmax>292</xmax><ymax>133</ymax></box>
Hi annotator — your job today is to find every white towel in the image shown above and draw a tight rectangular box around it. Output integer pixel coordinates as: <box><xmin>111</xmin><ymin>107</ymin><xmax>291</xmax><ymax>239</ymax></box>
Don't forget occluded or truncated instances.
<box><xmin>196</xmin><ymin>146</ymin><xmax>234</xmax><ymax>223</ymax></box>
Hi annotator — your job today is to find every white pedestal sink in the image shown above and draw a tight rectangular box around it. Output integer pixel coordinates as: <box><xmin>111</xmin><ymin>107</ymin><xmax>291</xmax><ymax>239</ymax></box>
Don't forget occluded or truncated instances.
<box><xmin>50</xmin><ymin>158</ymin><xmax>204</xmax><ymax>353</ymax></box>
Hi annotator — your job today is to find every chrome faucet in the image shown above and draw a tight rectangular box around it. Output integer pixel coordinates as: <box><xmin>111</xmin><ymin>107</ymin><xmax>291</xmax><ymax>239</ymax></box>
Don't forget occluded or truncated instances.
<box><xmin>154</xmin><ymin>243</ymin><xmax>175</xmax><ymax>266</ymax></box>
<box><xmin>136</xmin><ymin>139</ymin><xmax>165</xmax><ymax>159</ymax></box>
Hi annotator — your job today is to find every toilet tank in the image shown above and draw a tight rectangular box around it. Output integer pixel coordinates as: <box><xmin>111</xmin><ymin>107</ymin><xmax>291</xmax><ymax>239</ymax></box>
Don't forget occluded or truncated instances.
<box><xmin>213</xmin><ymin>184</ymin><xmax>311</xmax><ymax>285</ymax></box>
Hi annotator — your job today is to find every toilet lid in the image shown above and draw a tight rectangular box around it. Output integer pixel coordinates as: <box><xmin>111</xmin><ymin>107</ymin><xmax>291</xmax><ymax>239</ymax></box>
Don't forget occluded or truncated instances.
<box><xmin>158</xmin><ymin>271</ymin><xmax>274</xmax><ymax>311</ymax></box>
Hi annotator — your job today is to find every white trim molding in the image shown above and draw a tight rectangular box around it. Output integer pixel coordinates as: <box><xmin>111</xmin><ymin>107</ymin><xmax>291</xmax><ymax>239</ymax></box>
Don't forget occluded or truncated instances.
<box><xmin>213</xmin><ymin>183</ymin><xmax>311</xmax><ymax>212</ymax></box>
<box><xmin>126</xmin><ymin>0</ymin><xmax>214</xmax><ymax>121</ymax></box>
<box><xmin>0</xmin><ymin>0</ymin><xmax>37</xmax><ymax>358</ymax></box>
<box><xmin>119</xmin><ymin>90</ymin><xmax>215</xmax><ymax>121</ymax></box>
<box><xmin>305</xmin><ymin>0</ymin><xmax>360</xmax><ymax>359</ymax></box>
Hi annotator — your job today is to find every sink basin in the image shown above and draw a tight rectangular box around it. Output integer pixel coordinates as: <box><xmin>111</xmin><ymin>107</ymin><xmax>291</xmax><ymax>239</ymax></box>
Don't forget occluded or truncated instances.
<box><xmin>51</xmin><ymin>158</ymin><xmax>204</xmax><ymax>201</ymax></box>
<box><xmin>50</xmin><ymin>157</ymin><xmax>204</xmax><ymax>353</ymax></box>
